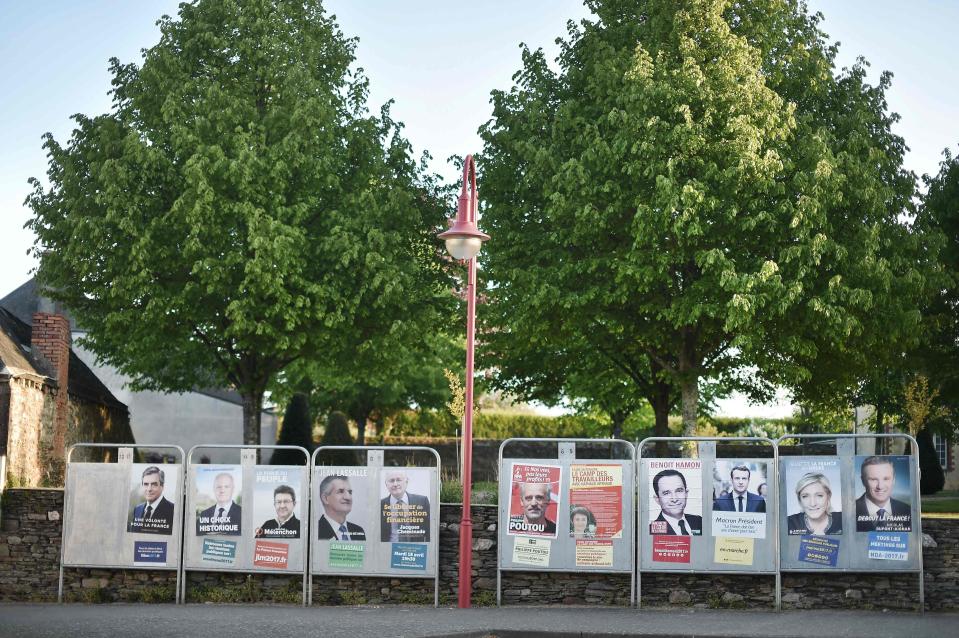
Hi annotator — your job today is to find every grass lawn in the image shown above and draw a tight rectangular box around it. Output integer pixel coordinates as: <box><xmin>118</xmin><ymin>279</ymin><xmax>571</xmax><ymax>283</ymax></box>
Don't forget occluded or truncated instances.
<box><xmin>922</xmin><ymin>489</ymin><xmax>959</xmax><ymax>516</ymax></box>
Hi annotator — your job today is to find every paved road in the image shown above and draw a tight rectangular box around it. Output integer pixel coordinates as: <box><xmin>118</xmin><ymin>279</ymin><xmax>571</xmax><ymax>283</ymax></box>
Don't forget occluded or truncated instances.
<box><xmin>0</xmin><ymin>604</ymin><xmax>955</xmax><ymax>638</ymax></box>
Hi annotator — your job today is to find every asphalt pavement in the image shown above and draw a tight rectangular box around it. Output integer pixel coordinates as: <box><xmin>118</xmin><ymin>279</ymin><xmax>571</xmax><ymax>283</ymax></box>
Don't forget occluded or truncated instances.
<box><xmin>0</xmin><ymin>604</ymin><xmax>956</xmax><ymax>638</ymax></box>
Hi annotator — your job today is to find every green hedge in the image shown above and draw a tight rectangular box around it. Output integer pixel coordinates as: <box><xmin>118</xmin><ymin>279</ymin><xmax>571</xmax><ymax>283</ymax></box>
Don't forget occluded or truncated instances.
<box><xmin>388</xmin><ymin>410</ymin><xmax>806</xmax><ymax>441</ymax></box>
<box><xmin>388</xmin><ymin>409</ymin><xmax>611</xmax><ymax>439</ymax></box>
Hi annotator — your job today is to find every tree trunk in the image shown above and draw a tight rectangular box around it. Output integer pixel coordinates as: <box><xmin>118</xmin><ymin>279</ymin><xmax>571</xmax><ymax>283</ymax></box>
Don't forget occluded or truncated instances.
<box><xmin>680</xmin><ymin>375</ymin><xmax>698</xmax><ymax>438</ymax></box>
<box><xmin>650</xmin><ymin>387</ymin><xmax>671</xmax><ymax>457</ymax></box>
<box><xmin>241</xmin><ymin>391</ymin><xmax>263</xmax><ymax>447</ymax></box>
<box><xmin>874</xmin><ymin>403</ymin><xmax>885</xmax><ymax>454</ymax></box>
<box><xmin>610</xmin><ymin>409</ymin><xmax>627</xmax><ymax>439</ymax></box>
<box><xmin>354</xmin><ymin>410</ymin><xmax>370</xmax><ymax>446</ymax></box>
<box><xmin>679</xmin><ymin>330</ymin><xmax>699</xmax><ymax>438</ymax></box>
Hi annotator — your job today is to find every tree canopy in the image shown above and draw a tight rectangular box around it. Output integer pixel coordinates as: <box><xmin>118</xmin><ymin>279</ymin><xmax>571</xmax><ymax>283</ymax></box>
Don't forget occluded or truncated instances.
<box><xmin>478</xmin><ymin>0</ymin><xmax>925</xmax><ymax>431</ymax></box>
<box><xmin>26</xmin><ymin>0</ymin><xmax>452</xmax><ymax>444</ymax></box>
<box><xmin>911</xmin><ymin>147</ymin><xmax>959</xmax><ymax>435</ymax></box>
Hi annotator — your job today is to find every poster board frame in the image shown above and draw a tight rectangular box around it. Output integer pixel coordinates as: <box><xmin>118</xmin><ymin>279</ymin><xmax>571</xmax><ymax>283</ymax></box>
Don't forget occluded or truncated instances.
<box><xmin>58</xmin><ymin>443</ymin><xmax>186</xmax><ymax>603</ymax></box>
<box><xmin>308</xmin><ymin>445</ymin><xmax>441</xmax><ymax>608</ymax></box>
<box><xmin>637</xmin><ymin>436</ymin><xmax>780</xmax><ymax>611</ymax></box>
<box><xmin>496</xmin><ymin>438</ymin><xmax>636</xmax><ymax>608</ymax></box>
<box><xmin>181</xmin><ymin>444</ymin><xmax>311</xmax><ymax>606</ymax></box>
<box><xmin>777</xmin><ymin>433</ymin><xmax>924</xmax><ymax>614</ymax></box>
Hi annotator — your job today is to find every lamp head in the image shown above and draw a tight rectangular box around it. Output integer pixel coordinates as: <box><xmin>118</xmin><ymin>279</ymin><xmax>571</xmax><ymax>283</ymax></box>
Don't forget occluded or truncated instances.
<box><xmin>437</xmin><ymin>187</ymin><xmax>489</xmax><ymax>260</ymax></box>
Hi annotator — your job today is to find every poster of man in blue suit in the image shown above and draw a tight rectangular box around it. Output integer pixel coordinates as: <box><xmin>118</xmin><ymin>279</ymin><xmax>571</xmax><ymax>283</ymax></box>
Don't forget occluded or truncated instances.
<box><xmin>127</xmin><ymin>464</ymin><xmax>177</xmax><ymax>535</ymax></box>
<box><xmin>712</xmin><ymin>462</ymin><xmax>767</xmax><ymax>514</ymax></box>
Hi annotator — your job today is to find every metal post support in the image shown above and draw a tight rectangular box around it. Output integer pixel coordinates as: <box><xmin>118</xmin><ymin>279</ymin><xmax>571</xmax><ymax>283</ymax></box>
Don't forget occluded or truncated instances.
<box><xmin>496</xmin><ymin>438</ymin><xmax>636</xmax><ymax>608</ymax></box>
<box><xmin>777</xmin><ymin>433</ymin><xmax>924</xmax><ymax>614</ymax></box>
<box><xmin>59</xmin><ymin>443</ymin><xmax>185</xmax><ymax>604</ymax></box>
<box><xmin>637</xmin><ymin>436</ymin><xmax>780</xmax><ymax>611</ymax></box>
<box><xmin>308</xmin><ymin>445</ymin><xmax>442</xmax><ymax>608</ymax></box>
<box><xmin>182</xmin><ymin>445</ymin><xmax>310</xmax><ymax>606</ymax></box>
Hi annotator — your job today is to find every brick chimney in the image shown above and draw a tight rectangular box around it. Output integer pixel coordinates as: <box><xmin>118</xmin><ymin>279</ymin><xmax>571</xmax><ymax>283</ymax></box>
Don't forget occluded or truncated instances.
<box><xmin>31</xmin><ymin>312</ymin><xmax>71</xmax><ymax>462</ymax></box>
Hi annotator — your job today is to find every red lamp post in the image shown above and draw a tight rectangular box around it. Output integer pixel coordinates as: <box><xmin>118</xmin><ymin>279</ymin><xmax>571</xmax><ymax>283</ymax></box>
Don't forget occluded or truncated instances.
<box><xmin>438</xmin><ymin>154</ymin><xmax>489</xmax><ymax>608</ymax></box>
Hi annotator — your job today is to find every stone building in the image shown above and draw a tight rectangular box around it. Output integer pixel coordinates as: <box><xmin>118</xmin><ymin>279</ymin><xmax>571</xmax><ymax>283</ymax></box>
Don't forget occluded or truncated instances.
<box><xmin>0</xmin><ymin>306</ymin><xmax>132</xmax><ymax>488</ymax></box>
<box><xmin>1</xmin><ymin>280</ymin><xmax>277</xmax><ymax>465</ymax></box>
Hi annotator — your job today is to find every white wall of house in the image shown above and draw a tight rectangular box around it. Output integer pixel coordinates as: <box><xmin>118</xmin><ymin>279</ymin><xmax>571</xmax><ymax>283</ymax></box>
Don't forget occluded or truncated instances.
<box><xmin>71</xmin><ymin>338</ymin><xmax>277</xmax><ymax>463</ymax></box>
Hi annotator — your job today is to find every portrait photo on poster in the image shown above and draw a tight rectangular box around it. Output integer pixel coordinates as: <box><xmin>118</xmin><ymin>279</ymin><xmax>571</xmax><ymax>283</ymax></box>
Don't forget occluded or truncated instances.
<box><xmin>783</xmin><ymin>457</ymin><xmax>843</xmax><ymax>536</ymax></box>
<box><xmin>379</xmin><ymin>467</ymin><xmax>431</xmax><ymax>543</ymax></box>
<box><xmin>854</xmin><ymin>455</ymin><xmax>912</xmax><ymax>532</ymax></box>
<box><xmin>568</xmin><ymin>464</ymin><xmax>623</xmax><ymax>539</ymax></box>
<box><xmin>252</xmin><ymin>467</ymin><xmax>302</xmax><ymax>539</ymax></box>
<box><xmin>195</xmin><ymin>466</ymin><xmax>243</xmax><ymax>536</ymax></box>
<box><xmin>316</xmin><ymin>467</ymin><xmax>369</xmax><ymax>542</ymax></box>
<box><xmin>508</xmin><ymin>462</ymin><xmax>561</xmax><ymax>538</ymax></box>
<box><xmin>712</xmin><ymin>460</ymin><xmax>767</xmax><ymax>514</ymax></box>
<box><xmin>127</xmin><ymin>463</ymin><xmax>178</xmax><ymax>535</ymax></box>
<box><xmin>647</xmin><ymin>459</ymin><xmax>702</xmax><ymax>536</ymax></box>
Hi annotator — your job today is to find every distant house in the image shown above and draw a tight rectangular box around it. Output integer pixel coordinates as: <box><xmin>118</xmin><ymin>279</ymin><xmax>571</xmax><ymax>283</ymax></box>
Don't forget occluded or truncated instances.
<box><xmin>854</xmin><ymin>405</ymin><xmax>958</xmax><ymax>491</ymax></box>
<box><xmin>1</xmin><ymin>305</ymin><xmax>132</xmax><ymax>487</ymax></box>
<box><xmin>1</xmin><ymin>280</ymin><xmax>277</xmax><ymax>466</ymax></box>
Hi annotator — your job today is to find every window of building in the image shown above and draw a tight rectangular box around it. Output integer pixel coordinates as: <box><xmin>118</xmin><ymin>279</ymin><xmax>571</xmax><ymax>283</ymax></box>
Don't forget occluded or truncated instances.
<box><xmin>933</xmin><ymin>434</ymin><xmax>948</xmax><ymax>470</ymax></box>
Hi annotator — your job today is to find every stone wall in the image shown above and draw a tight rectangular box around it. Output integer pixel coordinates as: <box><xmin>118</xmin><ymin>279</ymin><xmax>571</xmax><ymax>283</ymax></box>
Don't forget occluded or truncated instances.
<box><xmin>3</xmin><ymin>376</ymin><xmax>55</xmax><ymax>487</ymax></box>
<box><xmin>66</xmin><ymin>398</ymin><xmax>133</xmax><ymax>455</ymax></box>
<box><xmin>0</xmin><ymin>487</ymin><xmax>62</xmax><ymax>601</ymax></box>
<box><xmin>1</xmin><ymin>488</ymin><xmax>957</xmax><ymax>611</ymax></box>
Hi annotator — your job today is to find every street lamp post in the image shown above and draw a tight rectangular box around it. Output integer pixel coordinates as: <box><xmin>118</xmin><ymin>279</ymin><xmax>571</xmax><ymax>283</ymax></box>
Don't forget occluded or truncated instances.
<box><xmin>438</xmin><ymin>154</ymin><xmax>489</xmax><ymax>608</ymax></box>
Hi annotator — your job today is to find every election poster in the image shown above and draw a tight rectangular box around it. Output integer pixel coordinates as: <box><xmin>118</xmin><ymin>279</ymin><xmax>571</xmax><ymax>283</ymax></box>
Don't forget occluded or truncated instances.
<box><xmin>714</xmin><ymin>536</ymin><xmax>754</xmax><ymax>566</ymax></box>
<box><xmin>315</xmin><ymin>467</ymin><xmax>371</xmax><ymax>542</ymax></box>
<box><xmin>379</xmin><ymin>467</ymin><xmax>432</xmax><ymax>543</ymax></box>
<box><xmin>782</xmin><ymin>457</ymin><xmax>843</xmax><ymax>536</ymax></box>
<box><xmin>252</xmin><ymin>467</ymin><xmax>303</xmax><ymax>540</ymax></box>
<box><xmin>507</xmin><ymin>462</ymin><xmax>561</xmax><ymax>538</ymax></box>
<box><xmin>512</xmin><ymin>537</ymin><xmax>551</xmax><ymax>566</ymax></box>
<box><xmin>194</xmin><ymin>466</ymin><xmax>242</xmax><ymax>536</ymax></box>
<box><xmin>647</xmin><ymin>459</ymin><xmax>702</xmax><ymax>536</ymax></box>
<box><xmin>126</xmin><ymin>463</ymin><xmax>178</xmax><ymax>536</ymax></box>
<box><xmin>568</xmin><ymin>464</ymin><xmax>623</xmax><ymax>539</ymax></box>
<box><xmin>710</xmin><ymin>459</ymin><xmax>767</xmax><ymax>539</ymax></box>
<box><xmin>854</xmin><ymin>455</ymin><xmax>912</xmax><ymax>533</ymax></box>
<box><xmin>575</xmin><ymin>540</ymin><xmax>614</xmax><ymax>567</ymax></box>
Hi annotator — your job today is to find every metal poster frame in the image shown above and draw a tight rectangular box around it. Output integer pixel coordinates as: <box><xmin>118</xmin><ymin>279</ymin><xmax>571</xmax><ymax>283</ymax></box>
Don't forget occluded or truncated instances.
<box><xmin>777</xmin><ymin>433</ymin><xmax>924</xmax><ymax>614</ymax></box>
<box><xmin>308</xmin><ymin>445</ymin><xmax>441</xmax><ymax>608</ymax></box>
<box><xmin>496</xmin><ymin>438</ymin><xmax>636</xmax><ymax>608</ymax></box>
<box><xmin>637</xmin><ymin>436</ymin><xmax>780</xmax><ymax>611</ymax></box>
<box><xmin>59</xmin><ymin>443</ymin><xmax>186</xmax><ymax>603</ymax></box>
<box><xmin>181</xmin><ymin>444</ymin><xmax>311</xmax><ymax>606</ymax></box>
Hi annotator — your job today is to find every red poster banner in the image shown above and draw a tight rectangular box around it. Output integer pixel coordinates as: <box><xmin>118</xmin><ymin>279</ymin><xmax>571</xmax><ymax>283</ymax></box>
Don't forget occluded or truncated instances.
<box><xmin>652</xmin><ymin>536</ymin><xmax>691</xmax><ymax>563</ymax></box>
<box><xmin>508</xmin><ymin>463</ymin><xmax>561</xmax><ymax>538</ymax></box>
<box><xmin>569</xmin><ymin>464</ymin><xmax>623</xmax><ymax>538</ymax></box>
<box><xmin>253</xmin><ymin>539</ymin><xmax>289</xmax><ymax>569</ymax></box>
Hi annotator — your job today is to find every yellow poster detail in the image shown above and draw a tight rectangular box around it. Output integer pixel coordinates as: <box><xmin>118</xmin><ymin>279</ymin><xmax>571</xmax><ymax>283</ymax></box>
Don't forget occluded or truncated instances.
<box><xmin>575</xmin><ymin>540</ymin><xmax>613</xmax><ymax>567</ymax></box>
<box><xmin>714</xmin><ymin>536</ymin><xmax>754</xmax><ymax>565</ymax></box>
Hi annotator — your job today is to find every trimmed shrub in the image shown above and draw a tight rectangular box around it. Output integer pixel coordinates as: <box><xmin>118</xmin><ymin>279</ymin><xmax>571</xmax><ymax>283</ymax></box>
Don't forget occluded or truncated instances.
<box><xmin>270</xmin><ymin>393</ymin><xmax>313</xmax><ymax>464</ymax></box>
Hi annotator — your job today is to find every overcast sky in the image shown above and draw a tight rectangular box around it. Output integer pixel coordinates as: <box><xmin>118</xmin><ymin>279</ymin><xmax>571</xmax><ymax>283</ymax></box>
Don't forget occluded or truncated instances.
<box><xmin>1</xmin><ymin>1</ymin><xmax>956</xmax><ymax>417</ymax></box>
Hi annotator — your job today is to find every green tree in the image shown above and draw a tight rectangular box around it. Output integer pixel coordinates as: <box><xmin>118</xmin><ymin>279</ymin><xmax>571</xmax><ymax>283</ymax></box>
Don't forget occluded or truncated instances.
<box><xmin>271</xmin><ymin>393</ymin><xmax>313</xmax><ymax>465</ymax></box>
<box><xmin>478</xmin><ymin>0</ymin><xmax>923</xmax><ymax>434</ymax></box>
<box><xmin>26</xmin><ymin>0</ymin><xmax>451</xmax><ymax>445</ymax></box>
<box><xmin>912</xmin><ymin>148</ymin><xmax>959</xmax><ymax>435</ymax></box>
<box><xmin>290</xmin><ymin>331</ymin><xmax>461</xmax><ymax>445</ymax></box>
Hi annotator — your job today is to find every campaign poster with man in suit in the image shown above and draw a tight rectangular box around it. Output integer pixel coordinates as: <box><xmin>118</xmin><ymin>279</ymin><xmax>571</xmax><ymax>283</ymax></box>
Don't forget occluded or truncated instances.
<box><xmin>647</xmin><ymin>459</ymin><xmax>701</xmax><ymax>564</ymax></box>
<box><xmin>316</xmin><ymin>467</ymin><xmax>369</xmax><ymax>542</ymax></box>
<box><xmin>379</xmin><ymin>467</ymin><xmax>432</xmax><ymax>543</ymax></box>
<box><xmin>253</xmin><ymin>468</ymin><xmax>302</xmax><ymax>539</ymax></box>
<box><xmin>647</xmin><ymin>460</ymin><xmax>703</xmax><ymax>536</ymax></box>
<box><xmin>195</xmin><ymin>466</ymin><xmax>242</xmax><ymax>536</ymax></box>
<box><xmin>711</xmin><ymin>460</ymin><xmax>767</xmax><ymax>538</ymax></box>
<box><xmin>854</xmin><ymin>455</ymin><xmax>912</xmax><ymax>532</ymax></box>
<box><xmin>127</xmin><ymin>463</ymin><xmax>178</xmax><ymax>535</ymax></box>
